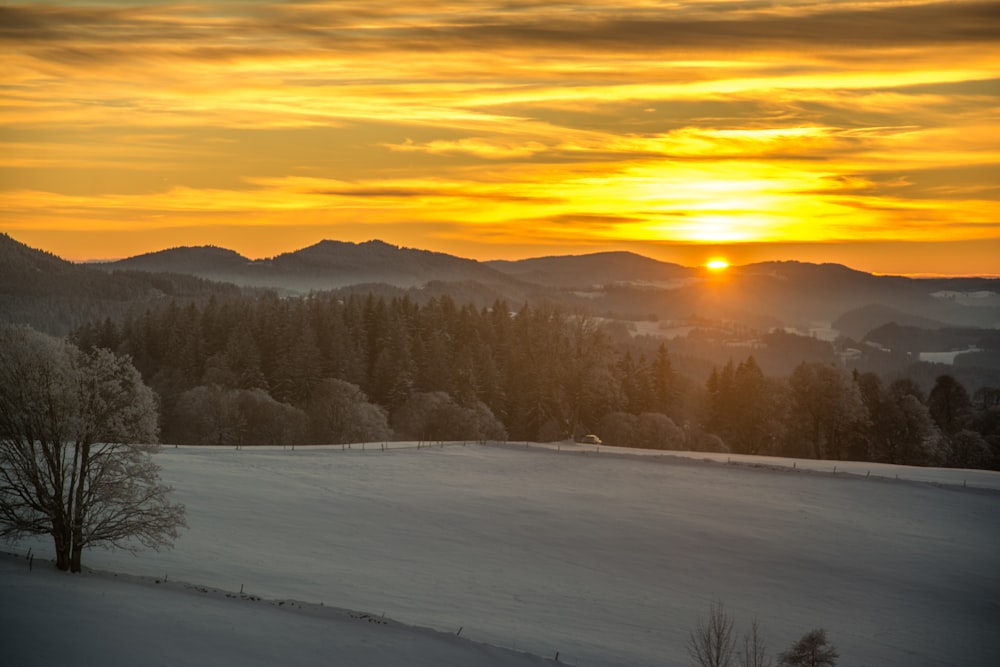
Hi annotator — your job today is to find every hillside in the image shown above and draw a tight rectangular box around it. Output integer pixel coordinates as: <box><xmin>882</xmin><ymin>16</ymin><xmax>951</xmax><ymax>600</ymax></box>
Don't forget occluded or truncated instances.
<box><xmin>100</xmin><ymin>245</ymin><xmax>252</xmax><ymax>276</ymax></box>
<box><xmin>486</xmin><ymin>251</ymin><xmax>694</xmax><ymax>289</ymax></box>
<box><xmin>2</xmin><ymin>551</ymin><xmax>554</xmax><ymax>667</ymax></box>
<box><xmin>0</xmin><ymin>233</ymin><xmax>243</xmax><ymax>335</ymax></box>
<box><xmin>489</xmin><ymin>256</ymin><xmax>1000</xmax><ymax>331</ymax></box>
<box><xmin>832</xmin><ymin>304</ymin><xmax>950</xmax><ymax>340</ymax></box>
<box><xmin>9</xmin><ymin>445</ymin><xmax>998</xmax><ymax>667</ymax></box>
<box><xmin>607</xmin><ymin>261</ymin><xmax>999</xmax><ymax>331</ymax></box>
<box><xmin>27</xmin><ymin>234</ymin><xmax>1000</xmax><ymax>333</ymax></box>
<box><xmin>5</xmin><ymin>233</ymin><xmax>1000</xmax><ymax>384</ymax></box>
<box><xmin>864</xmin><ymin>323</ymin><xmax>1000</xmax><ymax>361</ymax></box>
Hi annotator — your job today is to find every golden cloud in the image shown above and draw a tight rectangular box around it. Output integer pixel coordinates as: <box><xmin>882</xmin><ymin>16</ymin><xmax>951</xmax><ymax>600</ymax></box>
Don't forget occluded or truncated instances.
<box><xmin>1</xmin><ymin>1</ymin><xmax>998</xmax><ymax>266</ymax></box>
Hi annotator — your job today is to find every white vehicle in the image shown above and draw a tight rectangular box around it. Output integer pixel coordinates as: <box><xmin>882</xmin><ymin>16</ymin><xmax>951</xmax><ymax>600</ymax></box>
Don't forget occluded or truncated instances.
<box><xmin>580</xmin><ymin>434</ymin><xmax>602</xmax><ymax>445</ymax></box>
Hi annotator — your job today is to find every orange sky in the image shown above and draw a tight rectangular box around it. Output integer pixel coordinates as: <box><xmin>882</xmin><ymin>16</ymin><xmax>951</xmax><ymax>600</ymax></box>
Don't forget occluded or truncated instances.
<box><xmin>2</xmin><ymin>1</ymin><xmax>999</xmax><ymax>275</ymax></box>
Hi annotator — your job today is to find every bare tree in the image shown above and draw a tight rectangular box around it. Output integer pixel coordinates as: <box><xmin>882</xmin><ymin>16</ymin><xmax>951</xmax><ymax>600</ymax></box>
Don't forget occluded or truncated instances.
<box><xmin>688</xmin><ymin>600</ymin><xmax>737</xmax><ymax>667</ymax></box>
<box><xmin>0</xmin><ymin>326</ymin><xmax>185</xmax><ymax>572</ymax></box>
<box><xmin>778</xmin><ymin>629</ymin><xmax>838</xmax><ymax>667</ymax></box>
<box><xmin>739</xmin><ymin>618</ymin><xmax>772</xmax><ymax>667</ymax></box>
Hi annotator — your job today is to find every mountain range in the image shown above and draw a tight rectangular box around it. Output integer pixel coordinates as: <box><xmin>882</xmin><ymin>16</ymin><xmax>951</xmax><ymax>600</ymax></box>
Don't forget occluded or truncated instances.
<box><xmin>0</xmin><ymin>233</ymin><xmax>243</xmax><ymax>335</ymax></box>
<box><xmin>103</xmin><ymin>240</ymin><xmax>532</xmax><ymax>296</ymax></box>
<box><xmin>3</xmin><ymin>233</ymin><xmax>1000</xmax><ymax>342</ymax></box>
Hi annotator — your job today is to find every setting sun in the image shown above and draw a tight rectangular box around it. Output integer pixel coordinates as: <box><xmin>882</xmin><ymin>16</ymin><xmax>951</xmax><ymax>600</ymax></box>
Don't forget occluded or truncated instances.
<box><xmin>706</xmin><ymin>259</ymin><xmax>730</xmax><ymax>272</ymax></box>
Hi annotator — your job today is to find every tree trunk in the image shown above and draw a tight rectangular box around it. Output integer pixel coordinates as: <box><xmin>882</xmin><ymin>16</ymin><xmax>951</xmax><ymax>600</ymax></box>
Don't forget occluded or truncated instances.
<box><xmin>70</xmin><ymin>444</ymin><xmax>91</xmax><ymax>574</ymax></box>
<box><xmin>52</xmin><ymin>520</ymin><xmax>70</xmax><ymax>572</ymax></box>
<box><xmin>55</xmin><ymin>546</ymin><xmax>70</xmax><ymax>571</ymax></box>
<box><xmin>70</xmin><ymin>543</ymin><xmax>83</xmax><ymax>573</ymax></box>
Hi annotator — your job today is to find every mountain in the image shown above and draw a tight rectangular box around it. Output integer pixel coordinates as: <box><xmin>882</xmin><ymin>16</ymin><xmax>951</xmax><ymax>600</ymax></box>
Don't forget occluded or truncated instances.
<box><xmin>0</xmin><ymin>233</ymin><xmax>242</xmax><ymax>335</ymax></box>
<box><xmin>102</xmin><ymin>240</ymin><xmax>533</xmax><ymax>296</ymax></box>
<box><xmin>105</xmin><ymin>245</ymin><xmax>251</xmax><ymax>276</ymax></box>
<box><xmin>84</xmin><ymin>240</ymin><xmax>1000</xmax><ymax>332</ymax></box>
<box><xmin>729</xmin><ymin>262</ymin><xmax>1000</xmax><ymax>329</ymax></box>
<box><xmin>6</xmin><ymin>233</ymin><xmax>1000</xmax><ymax>339</ymax></box>
<box><xmin>489</xmin><ymin>256</ymin><xmax>1000</xmax><ymax>331</ymax></box>
<box><xmin>486</xmin><ymin>251</ymin><xmax>694</xmax><ymax>289</ymax></box>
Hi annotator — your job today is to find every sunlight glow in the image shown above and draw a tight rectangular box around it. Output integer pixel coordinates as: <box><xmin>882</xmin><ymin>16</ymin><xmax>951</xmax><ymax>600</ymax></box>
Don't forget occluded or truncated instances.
<box><xmin>706</xmin><ymin>259</ymin><xmax>730</xmax><ymax>272</ymax></box>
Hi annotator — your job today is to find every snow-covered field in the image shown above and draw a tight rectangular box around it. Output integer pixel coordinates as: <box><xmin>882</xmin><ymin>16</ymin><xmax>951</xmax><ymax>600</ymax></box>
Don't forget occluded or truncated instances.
<box><xmin>1</xmin><ymin>551</ymin><xmax>554</xmax><ymax>667</ymax></box>
<box><xmin>5</xmin><ymin>444</ymin><xmax>999</xmax><ymax>667</ymax></box>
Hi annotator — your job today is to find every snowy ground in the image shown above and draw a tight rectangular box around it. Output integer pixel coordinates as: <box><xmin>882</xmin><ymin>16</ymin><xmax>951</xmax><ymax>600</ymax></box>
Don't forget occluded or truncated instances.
<box><xmin>6</xmin><ymin>443</ymin><xmax>1000</xmax><ymax>667</ymax></box>
<box><xmin>0</xmin><ymin>552</ymin><xmax>555</xmax><ymax>667</ymax></box>
<box><xmin>521</xmin><ymin>441</ymin><xmax>1000</xmax><ymax>491</ymax></box>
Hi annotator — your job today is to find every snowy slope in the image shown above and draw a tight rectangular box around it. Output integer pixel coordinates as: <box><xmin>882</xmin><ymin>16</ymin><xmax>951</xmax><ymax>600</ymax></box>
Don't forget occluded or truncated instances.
<box><xmin>0</xmin><ymin>553</ymin><xmax>556</xmax><ymax>667</ymax></box>
<box><xmin>7</xmin><ymin>444</ymin><xmax>999</xmax><ymax>667</ymax></box>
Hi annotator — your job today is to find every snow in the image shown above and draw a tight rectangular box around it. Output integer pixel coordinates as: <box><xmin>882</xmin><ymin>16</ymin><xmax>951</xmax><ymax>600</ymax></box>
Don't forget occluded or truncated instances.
<box><xmin>6</xmin><ymin>443</ymin><xmax>1000</xmax><ymax>667</ymax></box>
<box><xmin>0</xmin><ymin>554</ymin><xmax>554</xmax><ymax>667</ymax></box>
<box><xmin>607</xmin><ymin>448</ymin><xmax>1000</xmax><ymax>491</ymax></box>
<box><xmin>918</xmin><ymin>348</ymin><xmax>982</xmax><ymax>365</ymax></box>
<box><xmin>931</xmin><ymin>290</ymin><xmax>1000</xmax><ymax>306</ymax></box>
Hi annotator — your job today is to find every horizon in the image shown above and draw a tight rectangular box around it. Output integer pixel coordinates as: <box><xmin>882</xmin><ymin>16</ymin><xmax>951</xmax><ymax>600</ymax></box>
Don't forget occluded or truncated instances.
<box><xmin>3</xmin><ymin>1</ymin><xmax>999</xmax><ymax>276</ymax></box>
<box><xmin>9</xmin><ymin>231</ymin><xmax>1000</xmax><ymax>279</ymax></box>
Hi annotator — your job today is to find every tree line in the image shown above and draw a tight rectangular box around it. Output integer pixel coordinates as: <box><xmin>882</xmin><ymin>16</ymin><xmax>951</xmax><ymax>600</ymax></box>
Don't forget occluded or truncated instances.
<box><xmin>70</xmin><ymin>292</ymin><xmax>1000</xmax><ymax>469</ymax></box>
<box><xmin>704</xmin><ymin>357</ymin><xmax>999</xmax><ymax>468</ymax></box>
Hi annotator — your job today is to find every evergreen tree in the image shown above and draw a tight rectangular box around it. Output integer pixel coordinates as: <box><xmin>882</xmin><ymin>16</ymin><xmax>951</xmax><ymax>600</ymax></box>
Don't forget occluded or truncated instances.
<box><xmin>787</xmin><ymin>363</ymin><xmax>865</xmax><ymax>459</ymax></box>
<box><xmin>927</xmin><ymin>374</ymin><xmax>972</xmax><ymax>438</ymax></box>
<box><xmin>651</xmin><ymin>343</ymin><xmax>679</xmax><ymax>418</ymax></box>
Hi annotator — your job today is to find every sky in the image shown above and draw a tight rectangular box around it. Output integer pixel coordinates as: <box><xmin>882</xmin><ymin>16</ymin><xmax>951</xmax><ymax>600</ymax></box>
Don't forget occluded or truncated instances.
<box><xmin>2</xmin><ymin>1</ymin><xmax>999</xmax><ymax>275</ymax></box>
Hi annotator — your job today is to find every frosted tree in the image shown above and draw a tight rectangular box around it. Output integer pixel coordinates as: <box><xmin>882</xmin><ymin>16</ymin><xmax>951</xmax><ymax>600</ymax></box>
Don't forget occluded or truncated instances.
<box><xmin>391</xmin><ymin>391</ymin><xmax>506</xmax><ymax>442</ymax></box>
<box><xmin>777</xmin><ymin>629</ymin><xmax>838</xmax><ymax>667</ymax></box>
<box><xmin>0</xmin><ymin>326</ymin><xmax>185</xmax><ymax>572</ymax></box>
<box><xmin>307</xmin><ymin>378</ymin><xmax>391</xmax><ymax>444</ymax></box>
<box><xmin>636</xmin><ymin>412</ymin><xmax>684</xmax><ymax>450</ymax></box>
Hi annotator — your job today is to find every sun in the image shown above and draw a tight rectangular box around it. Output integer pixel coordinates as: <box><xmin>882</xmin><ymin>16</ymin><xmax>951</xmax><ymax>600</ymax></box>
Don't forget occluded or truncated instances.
<box><xmin>706</xmin><ymin>258</ymin><xmax>729</xmax><ymax>272</ymax></box>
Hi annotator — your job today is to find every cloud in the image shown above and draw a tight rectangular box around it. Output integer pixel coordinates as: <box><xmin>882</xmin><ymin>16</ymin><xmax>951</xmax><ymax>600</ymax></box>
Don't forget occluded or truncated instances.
<box><xmin>1</xmin><ymin>1</ymin><xmax>998</xmax><ymax>265</ymax></box>
<box><xmin>5</xmin><ymin>2</ymin><xmax>998</xmax><ymax>65</ymax></box>
<box><xmin>382</xmin><ymin>137</ymin><xmax>551</xmax><ymax>159</ymax></box>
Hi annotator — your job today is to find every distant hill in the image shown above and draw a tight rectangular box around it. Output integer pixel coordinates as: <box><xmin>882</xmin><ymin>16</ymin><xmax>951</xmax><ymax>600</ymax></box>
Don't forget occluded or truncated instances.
<box><xmin>715</xmin><ymin>262</ymin><xmax>924</xmax><ymax>328</ymax></box>
<box><xmin>105</xmin><ymin>245</ymin><xmax>251</xmax><ymax>276</ymax></box>
<box><xmin>486</xmin><ymin>251</ymin><xmax>693</xmax><ymax>289</ymax></box>
<box><xmin>7</xmin><ymin>233</ymin><xmax>1000</xmax><ymax>338</ymax></box>
<box><xmin>101</xmin><ymin>240</ymin><xmax>533</xmax><ymax>296</ymax></box>
<box><xmin>833</xmin><ymin>304</ymin><xmax>950</xmax><ymax>341</ymax></box>
<box><xmin>489</xmin><ymin>256</ymin><xmax>1000</xmax><ymax>331</ymax></box>
<box><xmin>83</xmin><ymin>241</ymin><xmax>1000</xmax><ymax>331</ymax></box>
<box><xmin>0</xmin><ymin>233</ymin><xmax>243</xmax><ymax>335</ymax></box>
<box><xmin>665</xmin><ymin>261</ymin><xmax>1000</xmax><ymax>331</ymax></box>
<box><xmin>864</xmin><ymin>323</ymin><xmax>1000</xmax><ymax>356</ymax></box>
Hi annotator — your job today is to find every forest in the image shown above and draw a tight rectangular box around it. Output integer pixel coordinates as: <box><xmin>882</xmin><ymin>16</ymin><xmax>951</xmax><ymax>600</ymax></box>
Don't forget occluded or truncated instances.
<box><xmin>70</xmin><ymin>292</ymin><xmax>1000</xmax><ymax>470</ymax></box>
